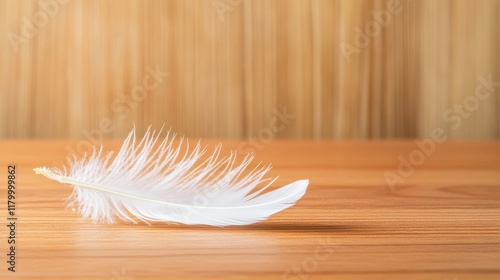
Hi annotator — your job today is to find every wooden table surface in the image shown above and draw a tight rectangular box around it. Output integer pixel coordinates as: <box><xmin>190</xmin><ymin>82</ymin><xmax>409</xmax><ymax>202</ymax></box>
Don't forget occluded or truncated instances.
<box><xmin>1</xmin><ymin>140</ymin><xmax>499</xmax><ymax>280</ymax></box>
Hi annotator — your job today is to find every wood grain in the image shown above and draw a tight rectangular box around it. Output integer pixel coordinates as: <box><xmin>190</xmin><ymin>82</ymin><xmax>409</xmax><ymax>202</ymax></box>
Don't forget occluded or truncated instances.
<box><xmin>1</xmin><ymin>0</ymin><xmax>499</xmax><ymax>139</ymax></box>
<box><xmin>0</xmin><ymin>140</ymin><xmax>499</xmax><ymax>279</ymax></box>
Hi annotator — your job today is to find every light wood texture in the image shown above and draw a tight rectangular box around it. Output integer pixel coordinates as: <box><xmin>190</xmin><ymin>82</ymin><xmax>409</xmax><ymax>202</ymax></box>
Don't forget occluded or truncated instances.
<box><xmin>1</xmin><ymin>0</ymin><xmax>500</xmax><ymax>139</ymax></box>
<box><xmin>0</xmin><ymin>140</ymin><xmax>499</xmax><ymax>279</ymax></box>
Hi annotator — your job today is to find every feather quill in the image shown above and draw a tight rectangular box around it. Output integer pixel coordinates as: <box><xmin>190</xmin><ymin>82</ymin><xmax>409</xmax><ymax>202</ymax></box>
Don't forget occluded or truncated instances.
<box><xmin>33</xmin><ymin>128</ymin><xmax>309</xmax><ymax>226</ymax></box>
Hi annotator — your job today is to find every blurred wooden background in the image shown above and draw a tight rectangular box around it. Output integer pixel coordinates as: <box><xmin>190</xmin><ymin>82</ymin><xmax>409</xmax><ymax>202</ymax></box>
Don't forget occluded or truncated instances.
<box><xmin>0</xmin><ymin>0</ymin><xmax>499</xmax><ymax>139</ymax></box>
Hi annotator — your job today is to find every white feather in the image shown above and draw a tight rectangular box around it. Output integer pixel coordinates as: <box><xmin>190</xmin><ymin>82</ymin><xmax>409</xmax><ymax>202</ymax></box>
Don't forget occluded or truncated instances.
<box><xmin>33</xmin><ymin>128</ymin><xmax>309</xmax><ymax>226</ymax></box>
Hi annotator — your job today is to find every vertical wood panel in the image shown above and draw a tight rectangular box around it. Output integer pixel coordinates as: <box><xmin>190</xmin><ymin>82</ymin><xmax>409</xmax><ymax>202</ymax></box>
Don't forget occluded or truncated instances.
<box><xmin>0</xmin><ymin>0</ymin><xmax>499</xmax><ymax>139</ymax></box>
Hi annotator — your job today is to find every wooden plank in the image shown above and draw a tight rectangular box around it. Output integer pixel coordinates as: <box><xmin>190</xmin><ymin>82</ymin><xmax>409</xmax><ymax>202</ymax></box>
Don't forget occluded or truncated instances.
<box><xmin>0</xmin><ymin>140</ymin><xmax>499</xmax><ymax>279</ymax></box>
<box><xmin>1</xmin><ymin>0</ymin><xmax>499</xmax><ymax>139</ymax></box>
